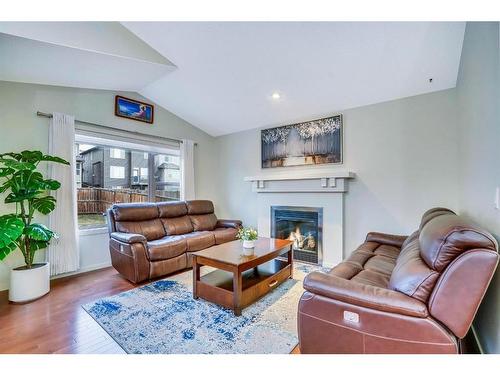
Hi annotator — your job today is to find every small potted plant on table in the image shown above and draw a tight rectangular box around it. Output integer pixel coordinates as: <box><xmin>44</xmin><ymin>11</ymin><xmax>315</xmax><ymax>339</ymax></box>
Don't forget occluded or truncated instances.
<box><xmin>237</xmin><ymin>226</ymin><xmax>258</xmax><ymax>255</ymax></box>
<box><xmin>0</xmin><ymin>150</ymin><xmax>69</xmax><ymax>303</ymax></box>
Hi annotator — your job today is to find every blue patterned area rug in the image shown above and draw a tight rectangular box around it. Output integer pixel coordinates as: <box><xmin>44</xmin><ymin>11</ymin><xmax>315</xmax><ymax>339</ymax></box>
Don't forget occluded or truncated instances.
<box><xmin>82</xmin><ymin>262</ymin><xmax>326</xmax><ymax>354</ymax></box>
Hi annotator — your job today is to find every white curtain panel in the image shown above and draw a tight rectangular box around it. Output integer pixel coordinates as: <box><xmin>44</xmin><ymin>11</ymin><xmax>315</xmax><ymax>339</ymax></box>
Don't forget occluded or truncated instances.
<box><xmin>47</xmin><ymin>112</ymin><xmax>80</xmax><ymax>275</ymax></box>
<box><xmin>180</xmin><ymin>139</ymin><xmax>196</xmax><ymax>201</ymax></box>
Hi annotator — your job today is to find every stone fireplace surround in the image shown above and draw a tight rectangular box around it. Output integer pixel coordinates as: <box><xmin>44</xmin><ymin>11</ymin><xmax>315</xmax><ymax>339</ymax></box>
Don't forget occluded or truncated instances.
<box><xmin>244</xmin><ymin>171</ymin><xmax>355</xmax><ymax>267</ymax></box>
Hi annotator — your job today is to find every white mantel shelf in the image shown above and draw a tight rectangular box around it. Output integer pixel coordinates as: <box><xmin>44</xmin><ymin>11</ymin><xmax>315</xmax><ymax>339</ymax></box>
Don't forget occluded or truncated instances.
<box><xmin>244</xmin><ymin>171</ymin><xmax>355</xmax><ymax>193</ymax></box>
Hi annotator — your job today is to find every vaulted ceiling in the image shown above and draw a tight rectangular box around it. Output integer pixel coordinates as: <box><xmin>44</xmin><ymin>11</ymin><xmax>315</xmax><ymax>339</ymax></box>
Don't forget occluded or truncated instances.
<box><xmin>0</xmin><ymin>22</ymin><xmax>466</xmax><ymax>136</ymax></box>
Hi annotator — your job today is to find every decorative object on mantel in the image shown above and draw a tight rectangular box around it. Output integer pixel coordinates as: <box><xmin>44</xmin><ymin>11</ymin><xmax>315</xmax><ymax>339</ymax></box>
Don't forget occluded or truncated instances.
<box><xmin>237</xmin><ymin>227</ymin><xmax>258</xmax><ymax>254</ymax></box>
<box><xmin>261</xmin><ymin>114</ymin><xmax>342</xmax><ymax>168</ymax></box>
<box><xmin>115</xmin><ymin>95</ymin><xmax>154</xmax><ymax>124</ymax></box>
<box><xmin>0</xmin><ymin>150</ymin><xmax>70</xmax><ymax>302</ymax></box>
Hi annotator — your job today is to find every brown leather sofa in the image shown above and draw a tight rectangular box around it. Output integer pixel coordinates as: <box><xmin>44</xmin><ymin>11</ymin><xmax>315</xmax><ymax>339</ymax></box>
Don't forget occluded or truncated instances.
<box><xmin>107</xmin><ymin>200</ymin><xmax>242</xmax><ymax>283</ymax></box>
<box><xmin>298</xmin><ymin>208</ymin><xmax>499</xmax><ymax>354</ymax></box>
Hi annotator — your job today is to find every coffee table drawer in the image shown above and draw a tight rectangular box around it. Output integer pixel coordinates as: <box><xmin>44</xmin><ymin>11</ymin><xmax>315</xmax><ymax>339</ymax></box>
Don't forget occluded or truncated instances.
<box><xmin>241</xmin><ymin>263</ymin><xmax>292</xmax><ymax>307</ymax></box>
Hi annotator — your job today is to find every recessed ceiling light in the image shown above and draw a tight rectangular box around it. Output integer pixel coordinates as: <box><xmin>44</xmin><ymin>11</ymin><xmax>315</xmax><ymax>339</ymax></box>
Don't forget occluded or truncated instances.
<box><xmin>271</xmin><ymin>92</ymin><xmax>281</xmax><ymax>100</ymax></box>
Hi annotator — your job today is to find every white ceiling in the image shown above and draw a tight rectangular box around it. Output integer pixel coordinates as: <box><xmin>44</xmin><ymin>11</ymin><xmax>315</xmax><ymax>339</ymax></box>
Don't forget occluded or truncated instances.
<box><xmin>0</xmin><ymin>22</ymin><xmax>175</xmax><ymax>92</ymax></box>
<box><xmin>0</xmin><ymin>22</ymin><xmax>465</xmax><ymax>136</ymax></box>
<box><xmin>124</xmin><ymin>22</ymin><xmax>465</xmax><ymax>136</ymax></box>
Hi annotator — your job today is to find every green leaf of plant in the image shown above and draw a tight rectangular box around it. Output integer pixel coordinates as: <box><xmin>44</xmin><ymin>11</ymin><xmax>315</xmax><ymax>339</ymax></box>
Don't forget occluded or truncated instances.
<box><xmin>5</xmin><ymin>190</ymin><xmax>39</xmax><ymax>203</ymax></box>
<box><xmin>26</xmin><ymin>224</ymin><xmax>54</xmax><ymax>242</ymax></box>
<box><xmin>0</xmin><ymin>159</ymin><xmax>36</xmax><ymax>171</ymax></box>
<box><xmin>0</xmin><ymin>167</ymin><xmax>15</xmax><ymax>177</ymax></box>
<box><xmin>20</xmin><ymin>150</ymin><xmax>43</xmax><ymax>163</ymax></box>
<box><xmin>29</xmin><ymin>240</ymin><xmax>51</xmax><ymax>252</ymax></box>
<box><xmin>0</xmin><ymin>180</ymin><xmax>13</xmax><ymax>194</ymax></box>
<box><xmin>24</xmin><ymin>223</ymin><xmax>54</xmax><ymax>242</ymax></box>
<box><xmin>40</xmin><ymin>179</ymin><xmax>61</xmax><ymax>190</ymax></box>
<box><xmin>0</xmin><ymin>152</ymin><xmax>22</xmax><ymax>161</ymax></box>
<box><xmin>41</xmin><ymin>155</ymin><xmax>70</xmax><ymax>165</ymax></box>
<box><xmin>0</xmin><ymin>214</ymin><xmax>24</xmax><ymax>250</ymax></box>
<box><xmin>0</xmin><ymin>241</ymin><xmax>19</xmax><ymax>261</ymax></box>
<box><xmin>32</xmin><ymin>196</ymin><xmax>57</xmax><ymax>215</ymax></box>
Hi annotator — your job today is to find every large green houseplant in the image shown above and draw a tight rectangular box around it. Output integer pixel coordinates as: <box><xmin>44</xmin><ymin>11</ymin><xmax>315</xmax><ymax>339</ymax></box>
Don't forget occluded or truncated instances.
<box><xmin>0</xmin><ymin>150</ymin><xmax>69</xmax><ymax>302</ymax></box>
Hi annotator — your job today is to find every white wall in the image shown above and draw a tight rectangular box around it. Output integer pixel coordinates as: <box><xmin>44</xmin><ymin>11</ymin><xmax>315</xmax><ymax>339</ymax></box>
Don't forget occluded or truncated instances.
<box><xmin>215</xmin><ymin>89</ymin><xmax>460</xmax><ymax>254</ymax></box>
<box><xmin>455</xmin><ymin>22</ymin><xmax>500</xmax><ymax>354</ymax></box>
<box><xmin>0</xmin><ymin>80</ymin><xmax>219</xmax><ymax>291</ymax></box>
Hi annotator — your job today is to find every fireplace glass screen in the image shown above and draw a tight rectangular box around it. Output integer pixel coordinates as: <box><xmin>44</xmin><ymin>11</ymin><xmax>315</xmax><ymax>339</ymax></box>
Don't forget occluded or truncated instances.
<box><xmin>271</xmin><ymin>206</ymin><xmax>323</xmax><ymax>264</ymax></box>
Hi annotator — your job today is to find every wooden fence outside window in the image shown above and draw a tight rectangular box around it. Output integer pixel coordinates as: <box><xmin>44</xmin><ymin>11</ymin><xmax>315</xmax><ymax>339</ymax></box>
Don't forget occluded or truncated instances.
<box><xmin>77</xmin><ymin>187</ymin><xmax>179</xmax><ymax>214</ymax></box>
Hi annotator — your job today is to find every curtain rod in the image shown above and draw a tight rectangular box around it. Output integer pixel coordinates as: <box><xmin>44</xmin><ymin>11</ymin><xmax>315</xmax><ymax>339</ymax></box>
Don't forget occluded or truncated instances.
<box><xmin>36</xmin><ymin>111</ymin><xmax>197</xmax><ymax>146</ymax></box>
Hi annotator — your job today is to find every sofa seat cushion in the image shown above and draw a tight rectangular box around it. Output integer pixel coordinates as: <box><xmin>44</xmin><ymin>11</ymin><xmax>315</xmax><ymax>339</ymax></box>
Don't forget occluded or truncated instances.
<box><xmin>147</xmin><ymin>236</ymin><xmax>187</xmax><ymax>261</ymax></box>
<box><xmin>329</xmin><ymin>241</ymin><xmax>399</xmax><ymax>288</ymax></box>
<box><xmin>149</xmin><ymin>254</ymin><xmax>187</xmax><ymax>279</ymax></box>
<box><xmin>213</xmin><ymin>227</ymin><xmax>238</xmax><ymax>244</ymax></box>
<box><xmin>350</xmin><ymin>269</ymin><xmax>391</xmax><ymax>288</ymax></box>
<box><xmin>183</xmin><ymin>231</ymin><xmax>216</xmax><ymax>252</ymax></box>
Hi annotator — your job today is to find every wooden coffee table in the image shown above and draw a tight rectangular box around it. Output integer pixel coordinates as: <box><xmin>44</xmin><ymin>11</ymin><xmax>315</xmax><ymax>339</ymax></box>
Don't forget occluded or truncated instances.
<box><xmin>192</xmin><ymin>238</ymin><xmax>293</xmax><ymax>316</ymax></box>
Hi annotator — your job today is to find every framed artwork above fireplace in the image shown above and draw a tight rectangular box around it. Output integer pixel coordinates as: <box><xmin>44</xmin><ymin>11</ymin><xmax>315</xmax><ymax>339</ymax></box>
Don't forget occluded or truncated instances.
<box><xmin>261</xmin><ymin>114</ymin><xmax>343</xmax><ymax>168</ymax></box>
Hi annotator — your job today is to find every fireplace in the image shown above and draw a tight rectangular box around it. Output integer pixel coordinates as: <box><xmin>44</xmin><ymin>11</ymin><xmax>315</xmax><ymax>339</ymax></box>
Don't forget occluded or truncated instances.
<box><xmin>271</xmin><ymin>206</ymin><xmax>323</xmax><ymax>264</ymax></box>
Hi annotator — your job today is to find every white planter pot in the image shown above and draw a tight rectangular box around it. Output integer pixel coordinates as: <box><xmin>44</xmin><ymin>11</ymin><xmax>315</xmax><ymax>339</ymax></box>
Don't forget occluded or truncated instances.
<box><xmin>242</xmin><ymin>240</ymin><xmax>255</xmax><ymax>248</ymax></box>
<box><xmin>9</xmin><ymin>262</ymin><xmax>50</xmax><ymax>303</ymax></box>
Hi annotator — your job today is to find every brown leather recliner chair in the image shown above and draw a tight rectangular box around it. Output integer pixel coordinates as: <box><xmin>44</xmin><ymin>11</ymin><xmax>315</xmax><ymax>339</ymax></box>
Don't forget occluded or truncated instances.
<box><xmin>107</xmin><ymin>200</ymin><xmax>242</xmax><ymax>283</ymax></box>
<box><xmin>298</xmin><ymin>208</ymin><xmax>499</xmax><ymax>354</ymax></box>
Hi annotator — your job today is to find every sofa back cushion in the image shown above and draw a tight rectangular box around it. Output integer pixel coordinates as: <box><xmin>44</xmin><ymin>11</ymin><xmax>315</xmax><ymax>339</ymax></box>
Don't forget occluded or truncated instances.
<box><xmin>158</xmin><ymin>201</ymin><xmax>194</xmax><ymax>235</ymax></box>
<box><xmin>419</xmin><ymin>213</ymin><xmax>497</xmax><ymax>272</ymax></box>
<box><xmin>187</xmin><ymin>200</ymin><xmax>218</xmax><ymax>231</ymax></box>
<box><xmin>186</xmin><ymin>200</ymin><xmax>215</xmax><ymax>215</ymax></box>
<box><xmin>389</xmin><ymin>234</ymin><xmax>440</xmax><ymax>302</ymax></box>
<box><xmin>111</xmin><ymin>203</ymin><xmax>165</xmax><ymax>241</ymax></box>
<box><xmin>419</xmin><ymin>207</ymin><xmax>455</xmax><ymax>231</ymax></box>
<box><xmin>190</xmin><ymin>214</ymin><xmax>218</xmax><ymax>231</ymax></box>
<box><xmin>158</xmin><ymin>201</ymin><xmax>188</xmax><ymax>218</ymax></box>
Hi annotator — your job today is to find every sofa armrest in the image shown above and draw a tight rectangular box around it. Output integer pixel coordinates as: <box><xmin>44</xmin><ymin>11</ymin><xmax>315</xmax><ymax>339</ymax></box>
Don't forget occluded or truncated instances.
<box><xmin>365</xmin><ymin>232</ymin><xmax>408</xmax><ymax>248</ymax></box>
<box><xmin>216</xmin><ymin>219</ymin><xmax>242</xmax><ymax>229</ymax></box>
<box><xmin>303</xmin><ymin>272</ymin><xmax>428</xmax><ymax>318</ymax></box>
<box><xmin>110</xmin><ymin>232</ymin><xmax>147</xmax><ymax>244</ymax></box>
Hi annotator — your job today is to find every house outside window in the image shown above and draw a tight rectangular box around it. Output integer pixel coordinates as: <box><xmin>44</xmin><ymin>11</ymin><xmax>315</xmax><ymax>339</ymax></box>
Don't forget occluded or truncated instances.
<box><xmin>110</xmin><ymin>166</ymin><xmax>125</xmax><ymax>179</ymax></box>
<box><xmin>75</xmin><ymin>140</ymin><xmax>181</xmax><ymax>229</ymax></box>
<box><xmin>110</xmin><ymin>148</ymin><xmax>125</xmax><ymax>159</ymax></box>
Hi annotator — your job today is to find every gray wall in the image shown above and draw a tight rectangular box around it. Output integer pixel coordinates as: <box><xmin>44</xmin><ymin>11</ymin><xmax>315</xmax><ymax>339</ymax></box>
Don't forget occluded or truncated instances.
<box><xmin>456</xmin><ymin>22</ymin><xmax>500</xmax><ymax>354</ymax></box>
<box><xmin>215</xmin><ymin>89</ymin><xmax>460</xmax><ymax>255</ymax></box>
<box><xmin>0</xmin><ymin>80</ymin><xmax>219</xmax><ymax>290</ymax></box>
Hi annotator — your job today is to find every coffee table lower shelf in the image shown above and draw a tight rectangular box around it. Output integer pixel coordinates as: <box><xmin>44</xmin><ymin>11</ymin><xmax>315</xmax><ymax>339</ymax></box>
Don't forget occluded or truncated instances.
<box><xmin>193</xmin><ymin>259</ymin><xmax>292</xmax><ymax>315</ymax></box>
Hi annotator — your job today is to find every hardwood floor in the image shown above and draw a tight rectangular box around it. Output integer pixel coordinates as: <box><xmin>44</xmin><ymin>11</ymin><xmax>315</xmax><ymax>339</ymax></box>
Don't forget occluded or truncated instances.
<box><xmin>1</xmin><ymin>265</ymin><xmax>480</xmax><ymax>354</ymax></box>
<box><xmin>0</xmin><ymin>267</ymin><xmax>136</xmax><ymax>354</ymax></box>
<box><xmin>0</xmin><ymin>266</ymin><xmax>300</xmax><ymax>354</ymax></box>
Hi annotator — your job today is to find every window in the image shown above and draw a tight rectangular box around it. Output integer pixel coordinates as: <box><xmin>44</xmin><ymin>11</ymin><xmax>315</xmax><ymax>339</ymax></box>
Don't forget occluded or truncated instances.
<box><xmin>110</xmin><ymin>166</ymin><xmax>125</xmax><ymax>179</ymax></box>
<box><xmin>75</xmin><ymin>139</ymin><xmax>181</xmax><ymax>229</ymax></box>
<box><xmin>110</xmin><ymin>148</ymin><xmax>125</xmax><ymax>159</ymax></box>
<box><xmin>132</xmin><ymin>168</ymin><xmax>139</xmax><ymax>184</ymax></box>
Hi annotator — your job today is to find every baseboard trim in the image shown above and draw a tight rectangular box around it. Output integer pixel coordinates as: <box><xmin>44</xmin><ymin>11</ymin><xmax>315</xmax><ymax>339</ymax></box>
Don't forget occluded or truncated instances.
<box><xmin>471</xmin><ymin>325</ymin><xmax>485</xmax><ymax>354</ymax></box>
<box><xmin>51</xmin><ymin>262</ymin><xmax>112</xmax><ymax>280</ymax></box>
<box><xmin>0</xmin><ymin>262</ymin><xmax>112</xmax><ymax>292</ymax></box>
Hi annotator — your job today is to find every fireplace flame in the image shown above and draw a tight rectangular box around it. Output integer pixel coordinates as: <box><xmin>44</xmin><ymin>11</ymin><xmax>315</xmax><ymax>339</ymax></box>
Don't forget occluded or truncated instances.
<box><xmin>288</xmin><ymin>226</ymin><xmax>316</xmax><ymax>251</ymax></box>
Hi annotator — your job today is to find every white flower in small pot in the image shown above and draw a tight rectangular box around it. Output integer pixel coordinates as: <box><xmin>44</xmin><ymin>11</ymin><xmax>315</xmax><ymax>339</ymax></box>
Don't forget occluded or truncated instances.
<box><xmin>0</xmin><ymin>150</ymin><xmax>70</xmax><ymax>303</ymax></box>
<box><xmin>236</xmin><ymin>227</ymin><xmax>258</xmax><ymax>255</ymax></box>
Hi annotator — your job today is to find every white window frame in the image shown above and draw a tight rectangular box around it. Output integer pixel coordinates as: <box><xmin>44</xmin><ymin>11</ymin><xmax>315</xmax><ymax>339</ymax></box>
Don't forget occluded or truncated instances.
<box><xmin>109</xmin><ymin>166</ymin><xmax>125</xmax><ymax>179</ymax></box>
<box><xmin>75</xmin><ymin>132</ymin><xmax>181</xmax><ymax>231</ymax></box>
<box><xmin>110</xmin><ymin>148</ymin><xmax>125</xmax><ymax>159</ymax></box>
